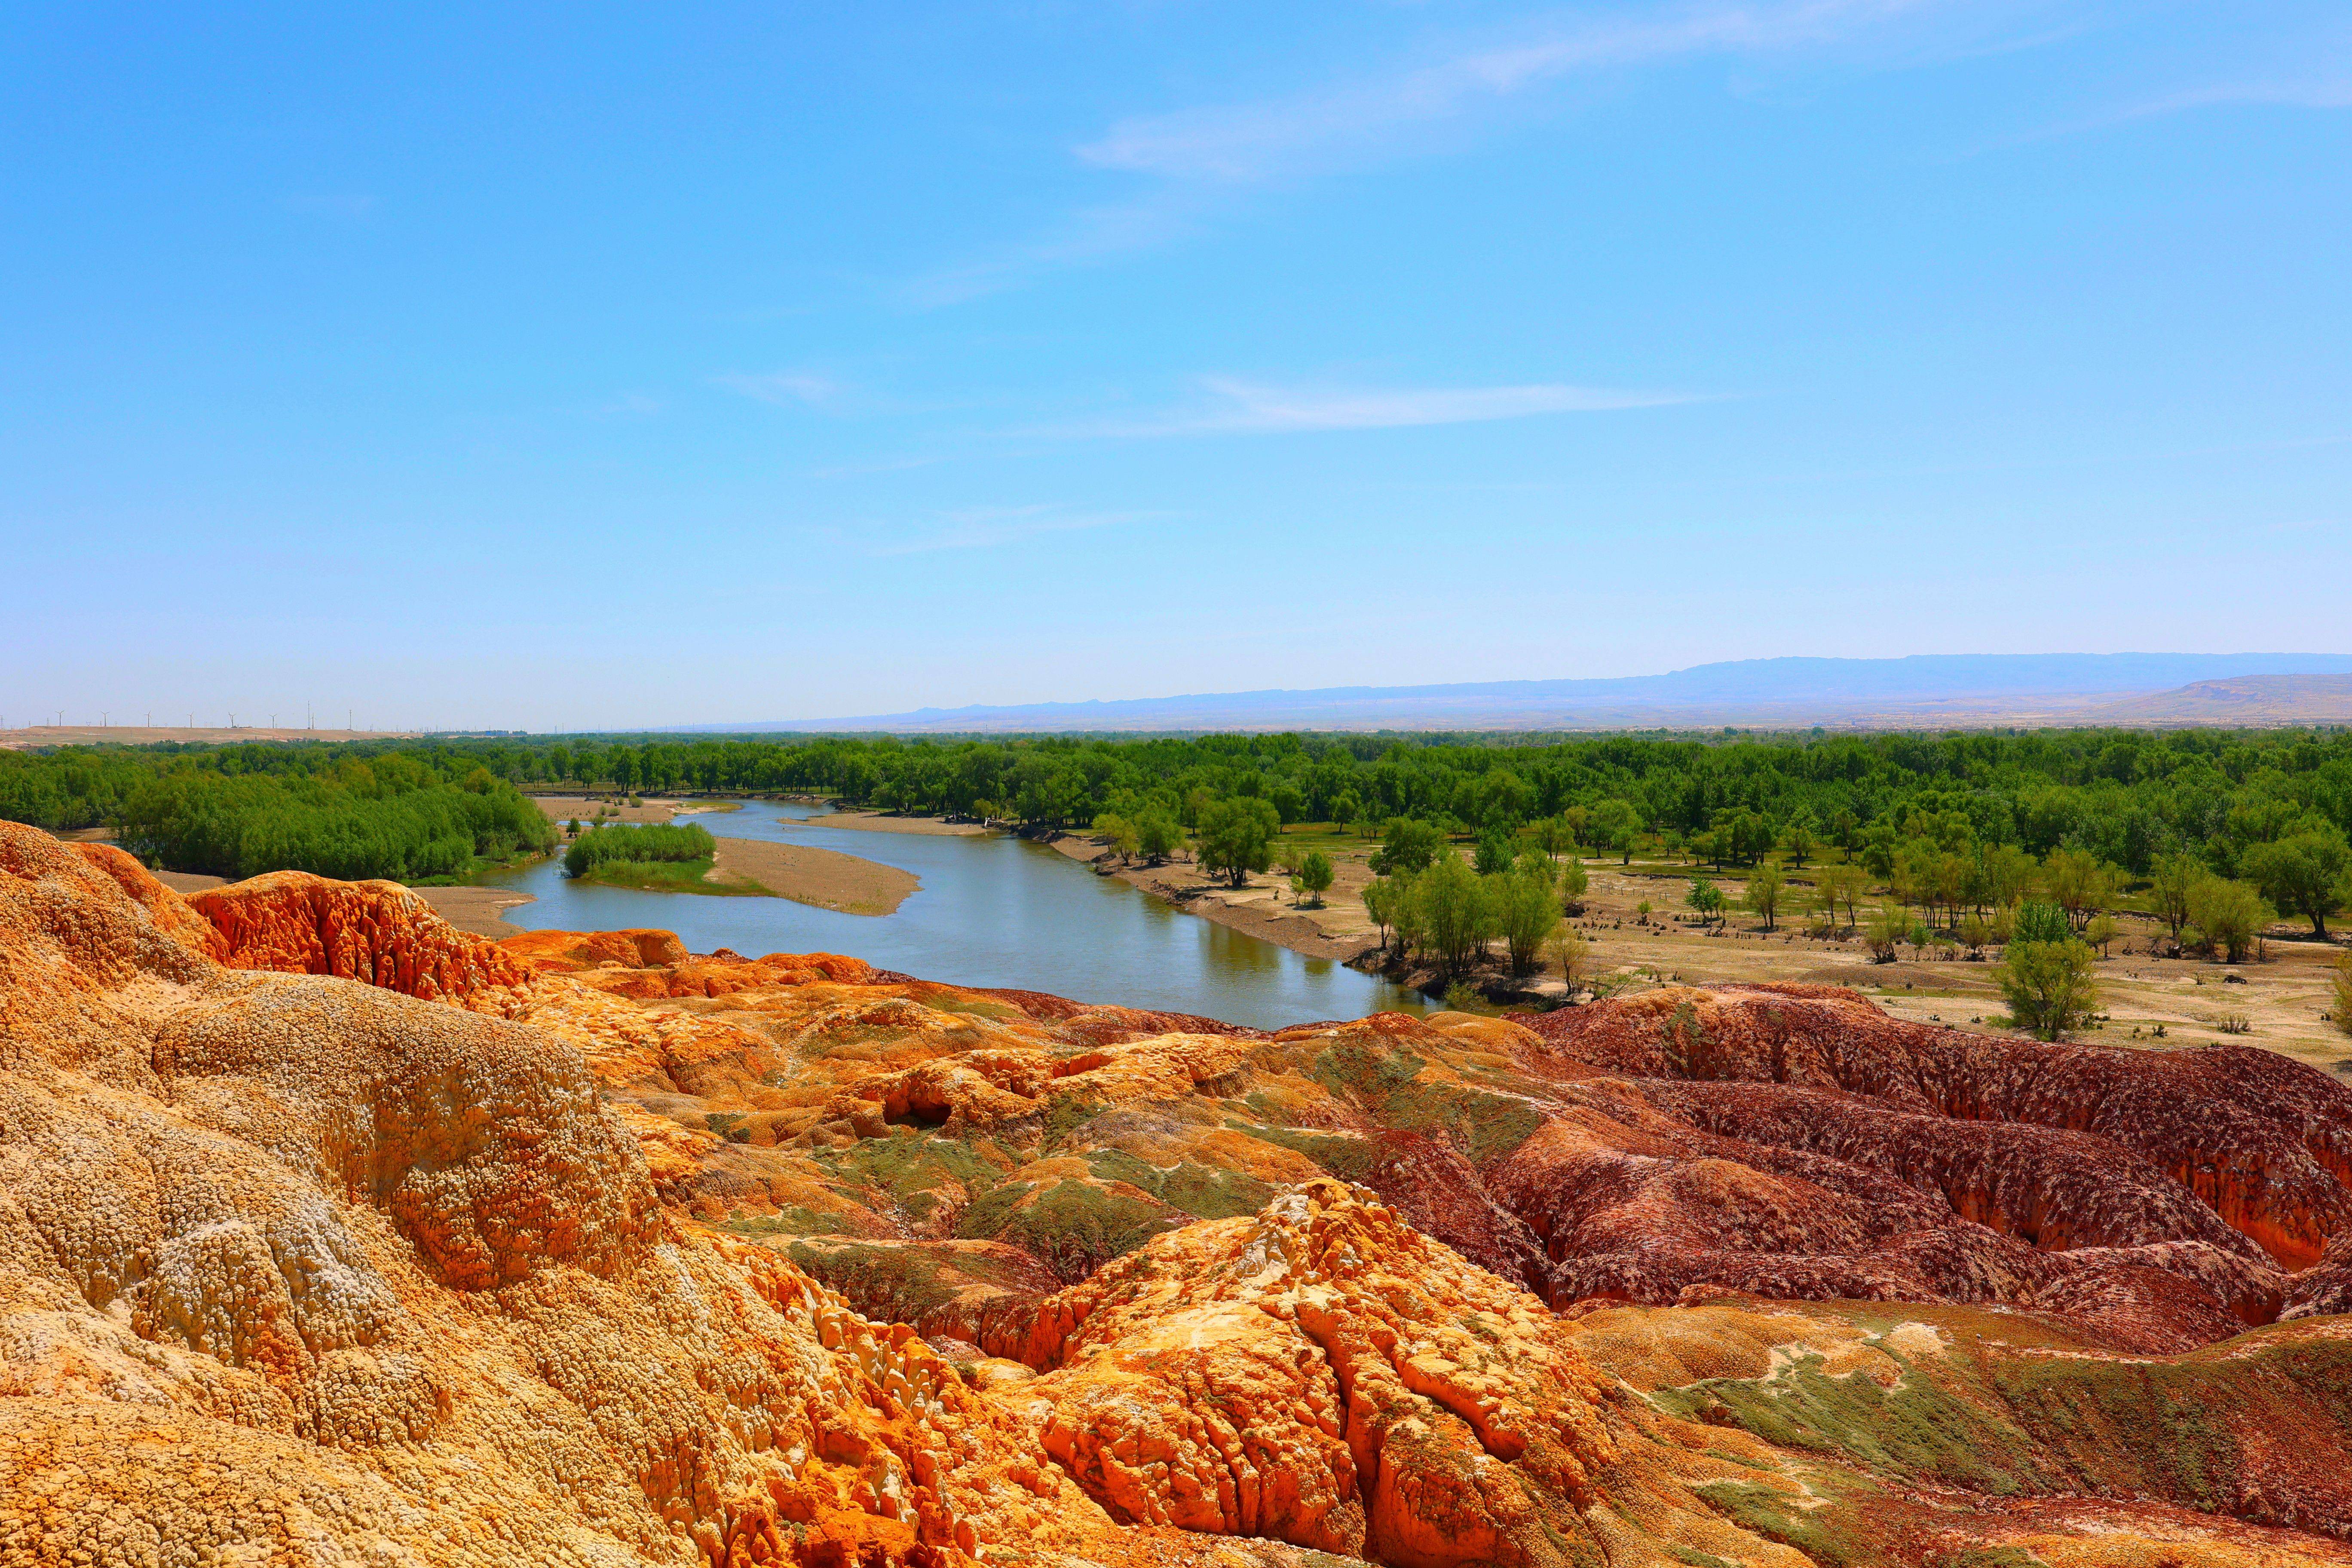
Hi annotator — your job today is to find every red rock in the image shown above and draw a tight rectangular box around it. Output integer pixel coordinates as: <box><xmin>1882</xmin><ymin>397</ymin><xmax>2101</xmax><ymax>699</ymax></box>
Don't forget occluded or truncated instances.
<box><xmin>189</xmin><ymin>870</ymin><xmax>536</xmax><ymax>1008</ymax></box>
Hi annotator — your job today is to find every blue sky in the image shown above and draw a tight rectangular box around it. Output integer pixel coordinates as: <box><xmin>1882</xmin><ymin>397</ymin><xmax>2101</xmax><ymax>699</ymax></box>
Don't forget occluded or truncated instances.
<box><xmin>5</xmin><ymin>1</ymin><xmax>2347</xmax><ymax>730</ymax></box>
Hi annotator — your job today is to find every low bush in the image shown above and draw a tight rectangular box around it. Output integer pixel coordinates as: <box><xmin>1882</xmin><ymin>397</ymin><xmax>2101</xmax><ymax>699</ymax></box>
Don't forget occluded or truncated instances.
<box><xmin>563</xmin><ymin>821</ymin><xmax>716</xmax><ymax>877</ymax></box>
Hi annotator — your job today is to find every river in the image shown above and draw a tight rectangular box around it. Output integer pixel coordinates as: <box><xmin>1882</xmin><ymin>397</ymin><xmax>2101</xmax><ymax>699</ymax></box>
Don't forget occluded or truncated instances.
<box><xmin>478</xmin><ymin>800</ymin><xmax>1424</xmax><ymax>1030</ymax></box>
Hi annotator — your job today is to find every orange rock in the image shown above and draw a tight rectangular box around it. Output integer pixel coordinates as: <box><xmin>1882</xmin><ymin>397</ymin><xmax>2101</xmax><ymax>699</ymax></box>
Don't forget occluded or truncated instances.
<box><xmin>189</xmin><ymin>870</ymin><xmax>536</xmax><ymax>1008</ymax></box>
<box><xmin>502</xmin><ymin>925</ymin><xmax>690</xmax><ymax>972</ymax></box>
<box><xmin>9</xmin><ymin>821</ymin><xmax>2352</xmax><ymax>1565</ymax></box>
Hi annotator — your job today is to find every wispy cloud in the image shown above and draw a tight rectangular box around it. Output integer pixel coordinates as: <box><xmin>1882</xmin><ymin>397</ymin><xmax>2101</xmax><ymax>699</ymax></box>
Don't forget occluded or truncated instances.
<box><xmin>1078</xmin><ymin>0</ymin><xmax>1933</xmax><ymax>185</ymax></box>
<box><xmin>715</xmin><ymin>370</ymin><xmax>842</xmax><ymax>406</ymax></box>
<box><xmin>2119</xmin><ymin>75</ymin><xmax>2352</xmax><ymax>118</ymax></box>
<box><xmin>865</xmin><ymin>505</ymin><xmax>1154</xmax><ymax>556</ymax></box>
<box><xmin>1052</xmin><ymin>377</ymin><xmax>1704</xmax><ymax>438</ymax></box>
<box><xmin>909</xmin><ymin>0</ymin><xmax>1969</xmax><ymax>302</ymax></box>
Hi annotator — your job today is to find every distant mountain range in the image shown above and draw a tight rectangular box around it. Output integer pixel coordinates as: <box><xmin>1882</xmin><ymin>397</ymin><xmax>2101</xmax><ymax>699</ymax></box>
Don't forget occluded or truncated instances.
<box><xmin>697</xmin><ymin>654</ymin><xmax>2352</xmax><ymax>735</ymax></box>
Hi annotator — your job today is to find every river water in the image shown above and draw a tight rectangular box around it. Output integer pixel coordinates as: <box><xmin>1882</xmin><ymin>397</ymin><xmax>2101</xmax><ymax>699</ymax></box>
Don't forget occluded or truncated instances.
<box><xmin>478</xmin><ymin>800</ymin><xmax>1424</xmax><ymax>1030</ymax></box>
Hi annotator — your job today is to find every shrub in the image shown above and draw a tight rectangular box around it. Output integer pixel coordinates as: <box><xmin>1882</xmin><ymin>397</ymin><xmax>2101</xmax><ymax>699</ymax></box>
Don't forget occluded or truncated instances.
<box><xmin>1492</xmin><ymin>868</ymin><xmax>1561</xmax><ymax>975</ymax></box>
<box><xmin>2186</xmin><ymin>876</ymin><xmax>2270</xmax><ymax>963</ymax></box>
<box><xmin>1864</xmin><ymin>904</ymin><xmax>1909</xmax><ymax>962</ymax></box>
<box><xmin>564</xmin><ymin>821</ymin><xmax>716</xmax><ymax>877</ymax></box>
<box><xmin>1997</xmin><ymin>929</ymin><xmax>2100</xmax><ymax>1041</ymax></box>
<box><xmin>1548</xmin><ymin>926</ymin><xmax>1592</xmax><ymax>999</ymax></box>
<box><xmin>1413</xmin><ymin>852</ymin><xmax>1491</xmax><ymax>976</ymax></box>
<box><xmin>1291</xmin><ymin>848</ymin><xmax>1335</xmax><ymax>906</ymax></box>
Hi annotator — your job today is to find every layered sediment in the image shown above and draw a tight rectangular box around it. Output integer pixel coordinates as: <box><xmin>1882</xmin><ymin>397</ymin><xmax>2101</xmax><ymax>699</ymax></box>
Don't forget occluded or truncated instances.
<box><xmin>5</xmin><ymin>819</ymin><xmax>2352</xmax><ymax>1566</ymax></box>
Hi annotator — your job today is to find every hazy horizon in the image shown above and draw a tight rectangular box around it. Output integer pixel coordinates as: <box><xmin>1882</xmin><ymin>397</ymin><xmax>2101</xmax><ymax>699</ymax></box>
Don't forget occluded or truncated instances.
<box><xmin>7</xmin><ymin>4</ymin><xmax>2348</xmax><ymax>731</ymax></box>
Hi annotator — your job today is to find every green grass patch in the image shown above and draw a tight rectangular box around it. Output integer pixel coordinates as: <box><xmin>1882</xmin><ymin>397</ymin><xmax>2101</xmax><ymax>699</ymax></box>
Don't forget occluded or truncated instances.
<box><xmin>816</xmin><ymin>1131</ymin><xmax>1005</xmax><ymax>1216</ymax></box>
<box><xmin>955</xmin><ymin>1178</ymin><xmax>1176</xmax><ymax>1283</ymax></box>
<box><xmin>1228</xmin><ymin>1120</ymin><xmax>1378</xmax><ymax>1182</ymax></box>
<box><xmin>1083</xmin><ymin>1148</ymin><xmax>1277</xmax><ymax>1219</ymax></box>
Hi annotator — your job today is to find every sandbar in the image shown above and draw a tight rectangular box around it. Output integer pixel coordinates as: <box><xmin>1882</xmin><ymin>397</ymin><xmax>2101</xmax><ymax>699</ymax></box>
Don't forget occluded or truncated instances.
<box><xmin>709</xmin><ymin>838</ymin><xmax>918</xmax><ymax>916</ymax></box>
<box><xmin>530</xmin><ymin>794</ymin><xmax>741</xmax><ymax>826</ymax></box>
<box><xmin>814</xmin><ymin>811</ymin><xmax>989</xmax><ymax>837</ymax></box>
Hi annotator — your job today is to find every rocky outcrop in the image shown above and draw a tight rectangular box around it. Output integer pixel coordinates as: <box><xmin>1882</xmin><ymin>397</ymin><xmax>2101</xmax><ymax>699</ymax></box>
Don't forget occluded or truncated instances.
<box><xmin>1518</xmin><ymin>983</ymin><xmax>2352</xmax><ymax>1267</ymax></box>
<box><xmin>9</xmin><ymin>820</ymin><xmax>2352</xmax><ymax>1564</ymax></box>
<box><xmin>190</xmin><ymin>870</ymin><xmax>536</xmax><ymax>1008</ymax></box>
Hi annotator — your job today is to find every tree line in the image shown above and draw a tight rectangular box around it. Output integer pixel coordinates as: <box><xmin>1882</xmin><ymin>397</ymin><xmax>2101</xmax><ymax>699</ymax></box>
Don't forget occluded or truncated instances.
<box><xmin>5</xmin><ymin>725</ymin><xmax>2349</xmax><ymax>915</ymax></box>
<box><xmin>85</xmin><ymin>756</ymin><xmax>550</xmax><ymax>882</ymax></box>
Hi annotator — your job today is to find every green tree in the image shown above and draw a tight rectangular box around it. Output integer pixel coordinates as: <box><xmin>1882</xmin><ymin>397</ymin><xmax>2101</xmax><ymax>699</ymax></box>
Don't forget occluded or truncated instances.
<box><xmin>1197</xmin><ymin>797</ymin><xmax>1280</xmax><ymax>888</ymax></box>
<box><xmin>2084</xmin><ymin>912</ymin><xmax>2118</xmax><ymax>956</ymax></box>
<box><xmin>1864</xmin><ymin>903</ymin><xmax>1909</xmax><ymax>962</ymax></box>
<box><xmin>1783</xmin><ymin>820</ymin><xmax>1817</xmax><ymax>867</ymax></box>
<box><xmin>1473</xmin><ymin>831</ymin><xmax>1515</xmax><ymax>876</ymax></box>
<box><xmin>1742</xmin><ymin>864</ymin><xmax>1787</xmax><ymax>931</ymax></box>
<box><xmin>2333</xmin><ymin>953</ymin><xmax>2352</xmax><ymax>1039</ymax></box>
<box><xmin>1414</xmin><ymin>852</ymin><xmax>1491</xmax><ymax>976</ymax></box>
<box><xmin>1816</xmin><ymin>864</ymin><xmax>1865</xmax><ymax>927</ymax></box>
<box><xmin>1363</xmin><ymin>875</ymin><xmax>1403</xmax><ymax>951</ymax></box>
<box><xmin>1548</xmin><ymin>925</ymin><xmax>1592</xmax><ymax>1000</ymax></box>
<box><xmin>2043</xmin><ymin>848</ymin><xmax>2111</xmax><ymax>932</ymax></box>
<box><xmin>1592</xmin><ymin>798</ymin><xmax>1642</xmax><ymax>864</ymax></box>
<box><xmin>1135</xmin><ymin>807</ymin><xmax>1185</xmax><ymax>864</ymax></box>
<box><xmin>1292</xmin><ymin>848</ymin><xmax>1335</xmax><ymax>907</ymax></box>
<box><xmin>1687</xmin><ymin>877</ymin><xmax>1724</xmax><ymax>925</ymax></box>
<box><xmin>2187</xmin><ymin>876</ymin><xmax>2270</xmax><ymax>964</ymax></box>
<box><xmin>2241</xmin><ymin>827</ymin><xmax>2350</xmax><ymax>936</ymax></box>
<box><xmin>1558</xmin><ymin>855</ymin><xmax>1589</xmax><ymax>909</ymax></box>
<box><xmin>1981</xmin><ymin>844</ymin><xmax>2039</xmax><ymax>911</ymax></box>
<box><xmin>1492</xmin><ymin>869</ymin><xmax>1562</xmax><ymax>976</ymax></box>
<box><xmin>1997</xmin><ymin>927</ymin><xmax>2101</xmax><ymax>1041</ymax></box>
<box><xmin>1528</xmin><ymin>815</ymin><xmax>1574</xmax><ymax>864</ymax></box>
<box><xmin>2149</xmin><ymin>851</ymin><xmax>2199</xmax><ymax>942</ymax></box>
<box><xmin>1095</xmin><ymin>813</ymin><xmax>1142</xmax><ymax>864</ymax></box>
<box><xmin>1369</xmin><ymin>816</ymin><xmax>1442</xmax><ymax>876</ymax></box>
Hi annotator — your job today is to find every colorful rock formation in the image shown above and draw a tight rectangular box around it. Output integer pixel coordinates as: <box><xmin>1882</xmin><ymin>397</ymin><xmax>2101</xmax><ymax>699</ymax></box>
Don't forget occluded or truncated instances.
<box><xmin>5</xmin><ymin>820</ymin><xmax>2352</xmax><ymax>1565</ymax></box>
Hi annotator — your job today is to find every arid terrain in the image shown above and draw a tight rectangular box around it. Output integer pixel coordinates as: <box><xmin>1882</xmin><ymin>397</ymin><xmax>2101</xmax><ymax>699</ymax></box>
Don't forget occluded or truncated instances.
<box><xmin>6</xmin><ymin>815</ymin><xmax>2352</xmax><ymax>1565</ymax></box>
<box><xmin>1052</xmin><ymin>833</ymin><xmax>2352</xmax><ymax>1078</ymax></box>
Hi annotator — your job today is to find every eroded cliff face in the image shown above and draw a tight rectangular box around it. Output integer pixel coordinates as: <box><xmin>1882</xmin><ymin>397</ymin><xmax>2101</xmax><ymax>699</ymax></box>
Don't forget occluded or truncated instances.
<box><xmin>5</xmin><ymin>820</ymin><xmax>2352</xmax><ymax>1567</ymax></box>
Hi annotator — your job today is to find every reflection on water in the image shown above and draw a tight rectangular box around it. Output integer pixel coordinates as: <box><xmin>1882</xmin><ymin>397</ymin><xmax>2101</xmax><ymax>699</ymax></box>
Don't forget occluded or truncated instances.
<box><xmin>478</xmin><ymin>800</ymin><xmax>1424</xmax><ymax>1031</ymax></box>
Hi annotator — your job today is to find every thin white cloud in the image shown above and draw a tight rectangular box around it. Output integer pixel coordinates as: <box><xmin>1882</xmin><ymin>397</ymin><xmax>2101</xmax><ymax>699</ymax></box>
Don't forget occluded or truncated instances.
<box><xmin>2123</xmin><ymin>77</ymin><xmax>2352</xmax><ymax>117</ymax></box>
<box><xmin>1076</xmin><ymin>0</ymin><xmax>1936</xmax><ymax>185</ymax></box>
<box><xmin>866</xmin><ymin>505</ymin><xmax>1155</xmax><ymax>556</ymax></box>
<box><xmin>1057</xmin><ymin>377</ymin><xmax>1704</xmax><ymax>438</ymax></box>
<box><xmin>715</xmin><ymin>371</ymin><xmax>841</xmax><ymax>406</ymax></box>
<box><xmin>911</xmin><ymin>0</ymin><xmax>1969</xmax><ymax>302</ymax></box>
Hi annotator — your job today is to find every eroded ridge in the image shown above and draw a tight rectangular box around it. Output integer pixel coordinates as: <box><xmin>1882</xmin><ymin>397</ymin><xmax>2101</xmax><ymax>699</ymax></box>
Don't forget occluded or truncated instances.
<box><xmin>6</xmin><ymin>821</ymin><xmax>2352</xmax><ymax>1565</ymax></box>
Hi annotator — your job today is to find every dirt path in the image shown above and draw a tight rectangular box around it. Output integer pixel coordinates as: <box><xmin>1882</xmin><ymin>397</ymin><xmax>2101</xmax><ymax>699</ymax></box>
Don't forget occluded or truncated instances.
<box><xmin>707</xmin><ymin>838</ymin><xmax>918</xmax><ymax>916</ymax></box>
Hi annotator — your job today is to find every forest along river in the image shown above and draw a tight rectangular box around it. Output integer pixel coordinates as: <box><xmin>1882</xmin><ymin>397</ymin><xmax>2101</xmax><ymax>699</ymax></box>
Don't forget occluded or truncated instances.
<box><xmin>477</xmin><ymin>799</ymin><xmax>1424</xmax><ymax>1030</ymax></box>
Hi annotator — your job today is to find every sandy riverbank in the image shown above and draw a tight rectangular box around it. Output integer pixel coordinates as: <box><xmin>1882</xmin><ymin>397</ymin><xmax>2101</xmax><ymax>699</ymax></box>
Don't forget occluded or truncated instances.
<box><xmin>529</xmin><ymin>795</ymin><xmax>742</xmax><ymax>826</ymax></box>
<box><xmin>813</xmin><ymin>810</ymin><xmax>990</xmax><ymax>837</ymax></box>
<box><xmin>1047</xmin><ymin>833</ymin><xmax>1382</xmax><ymax>965</ymax></box>
<box><xmin>708</xmin><ymin>837</ymin><xmax>918</xmax><ymax>916</ymax></box>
